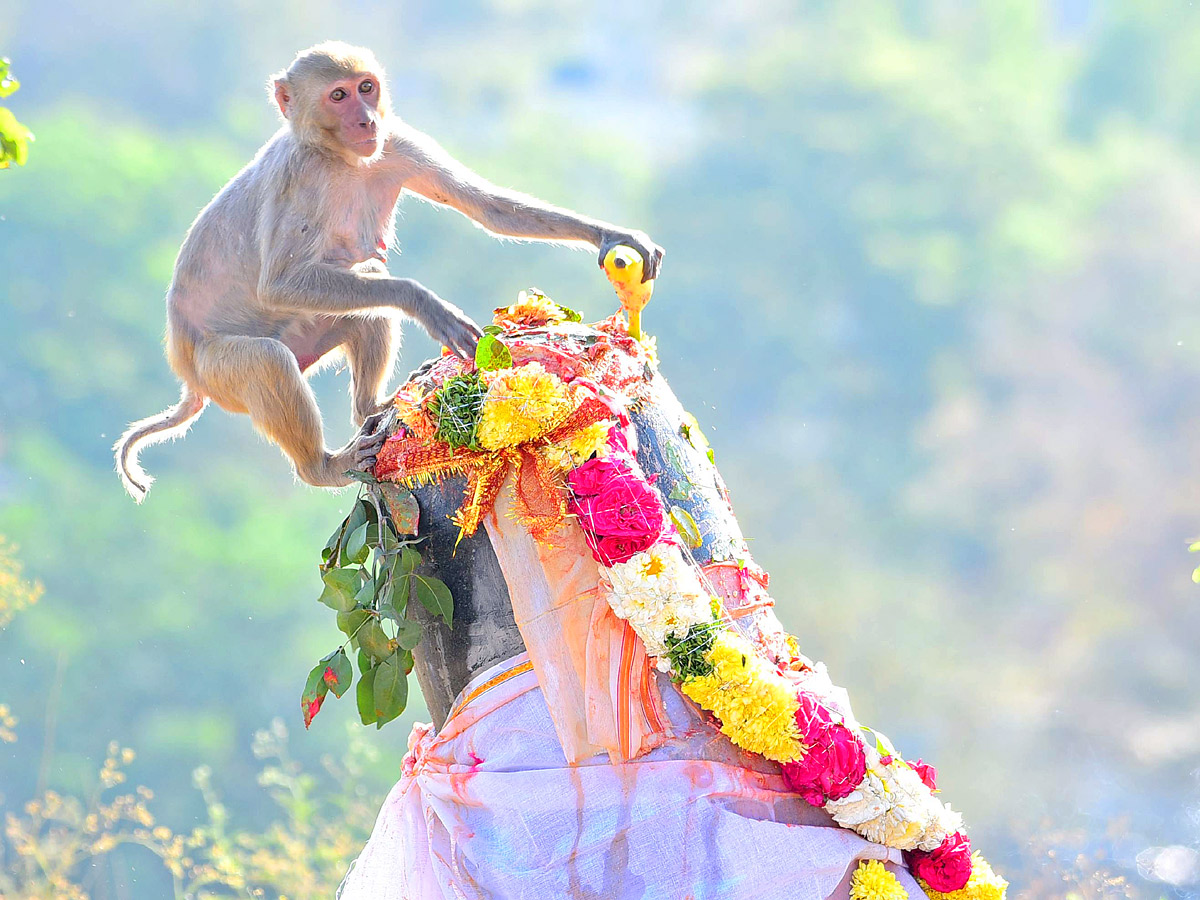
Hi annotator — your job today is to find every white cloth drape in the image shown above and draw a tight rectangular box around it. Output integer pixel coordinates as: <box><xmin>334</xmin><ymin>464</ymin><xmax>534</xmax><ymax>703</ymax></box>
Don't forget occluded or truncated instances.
<box><xmin>337</xmin><ymin>652</ymin><xmax>931</xmax><ymax>900</ymax></box>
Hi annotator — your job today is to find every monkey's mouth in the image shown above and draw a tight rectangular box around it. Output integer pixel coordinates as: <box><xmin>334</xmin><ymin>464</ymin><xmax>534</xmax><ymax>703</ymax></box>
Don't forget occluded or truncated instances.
<box><xmin>353</xmin><ymin>136</ymin><xmax>380</xmax><ymax>156</ymax></box>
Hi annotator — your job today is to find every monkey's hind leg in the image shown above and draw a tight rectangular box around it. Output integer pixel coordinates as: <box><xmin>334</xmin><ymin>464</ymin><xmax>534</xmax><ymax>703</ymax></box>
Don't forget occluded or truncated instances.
<box><xmin>342</xmin><ymin>313</ymin><xmax>399</xmax><ymax>426</ymax></box>
<box><xmin>195</xmin><ymin>335</ymin><xmax>365</xmax><ymax>488</ymax></box>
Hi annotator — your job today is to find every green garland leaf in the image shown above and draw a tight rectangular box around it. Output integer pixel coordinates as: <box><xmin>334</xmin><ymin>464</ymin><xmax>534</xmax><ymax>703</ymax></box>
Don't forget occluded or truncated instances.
<box><xmin>665</xmin><ymin>622</ymin><xmax>718</xmax><ymax>680</ymax></box>
<box><xmin>429</xmin><ymin>373</ymin><xmax>487</xmax><ymax>449</ymax></box>
<box><xmin>669</xmin><ymin>505</ymin><xmax>703</xmax><ymax>549</ymax></box>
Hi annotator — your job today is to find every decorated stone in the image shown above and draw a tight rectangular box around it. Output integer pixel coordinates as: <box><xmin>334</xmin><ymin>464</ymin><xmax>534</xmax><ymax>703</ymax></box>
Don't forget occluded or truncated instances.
<box><xmin>322</xmin><ymin>290</ymin><xmax>1007</xmax><ymax>900</ymax></box>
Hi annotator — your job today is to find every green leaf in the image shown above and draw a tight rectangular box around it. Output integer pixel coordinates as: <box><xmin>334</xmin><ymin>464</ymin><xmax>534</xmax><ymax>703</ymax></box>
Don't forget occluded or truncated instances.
<box><xmin>380</xmin><ymin>483</ymin><xmax>420</xmax><ymax>536</ymax></box>
<box><xmin>356</xmin><ymin>665</ymin><xmax>377</xmax><ymax>725</ymax></box>
<box><xmin>301</xmin><ymin>663</ymin><xmax>330</xmax><ymax>728</ymax></box>
<box><xmin>395</xmin><ymin>616</ymin><xmax>423</xmax><ymax>650</ymax></box>
<box><xmin>396</xmin><ymin>545</ymin><xmax>421</xmax><ymax>578</ymax></box>
<box><xmin>322</xmin><ymin>515</ymin><xmax>349</xmax><ymax>566</ymax></box>
<box><xmin>474</xmin><ymin>333</ymin><xmax>513</xmax><ymax>371</ymax></box>
<box><xmin>354</xmin><ymin>575</ymin><xmax>376</xmax><ymax>609</ymax></box>
<box><xmin>323</xmin><ymin>649</ymin><xmax>354</xmax><ymax>698</ymax></box>
<box><xmin>357</xmin><ymin>648</ymin><xmax>374</xmax><ymax>675</ymax></box>
<box><xmin>373</xmin><ymin>653</ymin><xmax>409</xmax><ymax>727</ymax></box>
<box><xmin>336</xmin><ymin>608</ymin><xmax>371</xmax><ymax>639</ymax></box>
<box><xmin>344</xmin><ymin>469</ymin><xmax>379</xmax><ymax>484</ymax></box>
<box><xmin>358</xmin><ymin>620</ymin><xmax>393</xmax><ymax>661</ymax></box>
<box><xmin>302</xmin><ymin>663</ymin><xmax>328</xmax><ymax>705</ymax></box>
<box><xmin>553</xmin><ymin>300</ymin><xmax>583</xmax><ymax>323</ymax></box>
<box><xmin>345</xmin><ymin>522</ymin><xmax>370</xmax><ymax>565</ymax></box>
<box><xmin>669</xmin><ymin>505</ymin><xmax>703</xmax><ymax>549</ymax></box>
<box><xmin>482</xmin><ymin>324</ymin><xmax>505</xmax><ymax>336</ymax></box>
<box><xmin>414</xmin><ymin>575</ymin><xmax>454</xmax><ymax>627</ymax></box>
<box><xmin>1192</xmin><ymin>566</ymin><xmax>1200</xmax><ymax>585</ymax></box>
<box><xmin>320</xmin><ymin>568</ymin><xmax>361</xmax><ymax>612</ymax></box>
<box><xmin>1188</xmin><ymin>541</ymin><xmax>1200</xmax><ymax>554</ymax></box>
<box><xmin>668</xmin><ymin>481</ymin><xmax>692</xmax><ymax>501</ymax></box>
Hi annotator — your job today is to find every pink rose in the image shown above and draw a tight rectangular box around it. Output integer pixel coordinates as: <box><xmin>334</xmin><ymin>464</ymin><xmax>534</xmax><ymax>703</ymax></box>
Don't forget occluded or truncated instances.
<box><xmin>781</xmin><ymin>692</ymin><xmax>867</xmax><ymax>806</ymax></box>
<box><xmin>571</xmin><ymin>478</ymin><xmax>668</xmax><ymax>539</ymax></box>
<box><xmin>909</xmin><ymin>832</ymin><xmax>973</xmax><ymax>893</ymax></box>
<box><xmin>908</xmin><ymin>758</ymin><xmax>938</xmax><ymax>792</ymax></box>
<box><xmin>567</xmin><ymin>455</ymin><xmax>629</xmax><ymax>497</ymax></box>
<box><xmin>589</xmin><ymin>532</ymin><xmax>661</xmax><ymax>566</ymax></box>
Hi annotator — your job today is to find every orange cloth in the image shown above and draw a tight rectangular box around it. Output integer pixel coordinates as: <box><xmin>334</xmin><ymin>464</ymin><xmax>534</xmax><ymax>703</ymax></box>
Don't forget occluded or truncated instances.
<box><xmin>484</xmin><ymin>476</ymin><xmax>667</xmax><ymax>763</ymax></box>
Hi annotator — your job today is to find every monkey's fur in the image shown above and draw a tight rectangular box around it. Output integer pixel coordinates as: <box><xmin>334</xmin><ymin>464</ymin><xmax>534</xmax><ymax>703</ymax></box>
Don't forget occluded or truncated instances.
<box><xmin>115</xmin><ymin>42</ymin><xmax>663</xmax><ymax>501</ymax></box>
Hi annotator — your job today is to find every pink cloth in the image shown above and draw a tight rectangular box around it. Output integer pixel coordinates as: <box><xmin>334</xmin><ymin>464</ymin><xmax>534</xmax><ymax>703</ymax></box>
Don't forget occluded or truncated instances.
<box><xmin>337</xmin><ymin>653</ymin><xmax>931</xmax><ymax>900</ymax></box>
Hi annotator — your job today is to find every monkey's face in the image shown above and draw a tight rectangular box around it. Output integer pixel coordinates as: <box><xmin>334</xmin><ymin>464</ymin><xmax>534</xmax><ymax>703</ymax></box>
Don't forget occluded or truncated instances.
<box><xmin>319</xmin><ymin>72</ymin><xmax>384</xmax><ymax>157</ymax></box>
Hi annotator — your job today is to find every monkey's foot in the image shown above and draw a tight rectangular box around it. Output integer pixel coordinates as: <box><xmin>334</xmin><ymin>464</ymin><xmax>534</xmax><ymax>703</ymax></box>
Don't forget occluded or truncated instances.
<box><xmin>353</xmin><ymin>413</ymin><xmax>388</xmax><ymax>473</ymax></box>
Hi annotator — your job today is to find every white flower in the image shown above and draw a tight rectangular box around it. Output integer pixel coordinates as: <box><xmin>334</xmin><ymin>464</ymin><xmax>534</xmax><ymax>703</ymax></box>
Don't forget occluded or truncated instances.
<box><xmin>603</xmin><ymin>543</ymin><xmax>712</xmax><ymax>656</ymax></box>
<box><xmin>825</xmin><ymin>746</ymin><xmax>957</xmax><ymax>851</ymax></box>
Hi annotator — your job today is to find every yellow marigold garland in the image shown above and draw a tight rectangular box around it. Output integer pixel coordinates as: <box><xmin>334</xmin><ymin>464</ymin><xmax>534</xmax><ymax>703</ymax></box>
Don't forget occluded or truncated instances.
<box><xmin>679</xmin><ymin>630</ymin><xmax>804</xmax><ymax>762</ymax></box>
<box><xmin>850</xmin><ymin>859</ymin><xmax>908</xmax><ymax>900</ymax></box>
<box><xmin>477</xmin><ymin>362</ymin><xmax>575</xmax><ymax>450</ymax></box>
<box><xmin>543</xmin><ymin>419</ymin><xmax>613</xmax><ymax>469</ymax></box>
<box><xmin>918</xmin><ymin>853</ymin><xmax>1007</xmax><ymax>900</ymax></box>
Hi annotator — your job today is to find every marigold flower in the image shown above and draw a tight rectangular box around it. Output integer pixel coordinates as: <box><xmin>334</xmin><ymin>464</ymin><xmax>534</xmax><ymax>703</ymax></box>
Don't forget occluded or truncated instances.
<box><xmin>850</xmin><ymin>859</ymin><xmax>908</xmax><ymax>900</ymax></box>
<box><xmin>493</xmin><ymin>289</ymin><xmax>571</xmax><ymax>328</ymax></box>
<box><xmin>679</xmin><ymin>630</ymin><xmax>804</xmax><ymax>762</ymax></box>
<box><xmin>476</xmin><ymin>363</ymin><xmax>574</xmax><ymax>449</ymax></box>
<box><xmin>917</xmin><ymin>852</ymin><xmax>1007</xmax><ymax>900</ymax></box>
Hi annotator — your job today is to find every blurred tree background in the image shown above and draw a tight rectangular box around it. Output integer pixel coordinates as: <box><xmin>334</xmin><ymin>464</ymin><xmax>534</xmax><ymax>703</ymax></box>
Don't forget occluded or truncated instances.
<box><xmin>2</xmin><ymin>0</ymin><xmax>1199</xmax><ymax>896</ymax></box>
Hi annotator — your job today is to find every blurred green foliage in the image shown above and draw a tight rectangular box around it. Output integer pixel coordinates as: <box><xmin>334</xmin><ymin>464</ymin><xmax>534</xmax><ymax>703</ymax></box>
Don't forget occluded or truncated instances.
<box><xmin>2</xmin><ymin>0</ymin><xmax>1200</xmax><ymax>896</ymax></box>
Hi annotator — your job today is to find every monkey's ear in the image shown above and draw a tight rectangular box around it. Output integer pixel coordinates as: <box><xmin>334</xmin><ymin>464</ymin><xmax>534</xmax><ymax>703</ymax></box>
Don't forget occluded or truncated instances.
<box><xmin>273</xmin><ymin>79</ymin><xmax>292</xmax><ymax>119</ymax></box>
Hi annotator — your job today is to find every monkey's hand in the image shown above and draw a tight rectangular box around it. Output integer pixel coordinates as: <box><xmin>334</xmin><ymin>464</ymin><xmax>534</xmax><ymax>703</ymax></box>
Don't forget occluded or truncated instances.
<box><xmin>415</xmin><ymin>294</ymin><xmax>483</xmax><ymax>359</ymax></box>
<box><xmin>597</xmin><ymin>230</ymin><xmax>664</xmax><ymax>283</ymax></box>
<box><xmin>353</xmin><ymin>413</ymin><xmax>388</xmax><ymax>474</ymax></box>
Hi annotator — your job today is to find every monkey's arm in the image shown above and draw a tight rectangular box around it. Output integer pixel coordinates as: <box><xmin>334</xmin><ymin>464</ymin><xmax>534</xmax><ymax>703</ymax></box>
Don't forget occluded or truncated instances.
<box><xmin>261</xmin><ymin>263</ymin><xmax>481</xmax><ymax>358</ymax></box>
<box><xmin>392</xmin><ymin>130</ymin><xmax>664</xmax><ymax>281</ymax></box>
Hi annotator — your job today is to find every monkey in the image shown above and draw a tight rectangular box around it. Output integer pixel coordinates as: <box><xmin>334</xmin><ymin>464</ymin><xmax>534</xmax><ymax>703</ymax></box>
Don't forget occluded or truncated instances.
<box><xmin>114</xmin><ymin>41</ymin><xmax>664</xmax><ymax>502</ymax></box>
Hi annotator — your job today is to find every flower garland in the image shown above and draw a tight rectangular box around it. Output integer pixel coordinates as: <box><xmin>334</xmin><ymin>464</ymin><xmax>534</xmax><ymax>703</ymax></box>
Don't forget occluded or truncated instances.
<box><xmin>374</xmin><ymin>294</ymin><xmax>1007</xmax><ymax>899</ymax></box>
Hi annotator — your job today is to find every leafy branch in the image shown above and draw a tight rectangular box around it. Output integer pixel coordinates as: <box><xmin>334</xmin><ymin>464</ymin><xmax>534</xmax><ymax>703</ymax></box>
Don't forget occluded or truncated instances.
<box><xmin>303</xmin><ymin>480</ymin><xmax>452</xmax><ymax>730</ymax></box>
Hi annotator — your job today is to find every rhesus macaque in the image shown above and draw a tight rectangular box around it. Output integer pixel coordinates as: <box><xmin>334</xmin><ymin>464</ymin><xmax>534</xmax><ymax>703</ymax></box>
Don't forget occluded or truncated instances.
<box><xmin>115</xmin><ymin>41</ymin><xmax>664</xmax><ymax>502</ymax></box>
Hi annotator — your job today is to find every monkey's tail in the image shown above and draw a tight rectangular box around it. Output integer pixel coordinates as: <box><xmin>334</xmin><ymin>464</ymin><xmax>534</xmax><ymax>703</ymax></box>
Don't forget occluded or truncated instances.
<box><xmin>114</xmin><ymin>385</ymin><xmax>208</xmax><ymax>503</ymax></box>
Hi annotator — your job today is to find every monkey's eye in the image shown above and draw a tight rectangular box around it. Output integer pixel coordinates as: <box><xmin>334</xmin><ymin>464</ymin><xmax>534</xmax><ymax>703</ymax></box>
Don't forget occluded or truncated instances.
<box><xmin>330</xmin><ymin>88</ymin><xmax>347</xmax><ymax>102</ymax></box>
<box><xmin>359</xmin><ymin>80</ymin><xmax>375</xmax><ymax>94</ymax></box>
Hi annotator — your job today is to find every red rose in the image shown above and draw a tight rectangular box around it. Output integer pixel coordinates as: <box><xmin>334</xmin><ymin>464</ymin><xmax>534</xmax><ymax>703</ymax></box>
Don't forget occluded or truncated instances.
<box><xmin>567</xmin><ymin>455</ymin><xmax>628</xmax><ymax>497</ymax></box>
<box><xmin>909</xmin><ymin>832</ymin><xmax>973</xmax><ymax>892</ymax></box>
<box><xmin>781</xmin><ymin>692</ymin><xmax>867</xmax><ymax>806</ymax></box>
<box><xmin>908</xmin><ymin>758</ymin><xmax>938</xmax><ymax>792</ymax></box>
